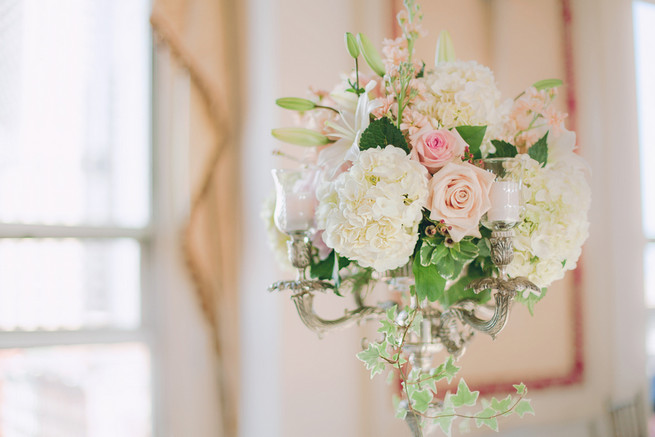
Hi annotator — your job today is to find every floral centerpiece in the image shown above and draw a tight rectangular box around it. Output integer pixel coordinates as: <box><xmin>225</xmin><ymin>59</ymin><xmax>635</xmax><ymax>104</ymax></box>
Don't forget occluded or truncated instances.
<box><xmin>266</xmin><ymin>1</ymin><xmax>590</xmax><ymax>435</ymax></box>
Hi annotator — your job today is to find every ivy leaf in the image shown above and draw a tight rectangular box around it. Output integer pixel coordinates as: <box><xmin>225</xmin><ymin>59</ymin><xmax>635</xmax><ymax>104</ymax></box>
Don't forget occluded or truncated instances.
<box><xmin>377</xmin><ymin>318</ymin><xmax>398</xmax><ymax>339</ymax></box>
<box><xmin>528</xmin><ymin>132</ymin><xmax>549</xmax><ymax>167</ymax></box>
<box><xmin>409</xmin><ymin>311</ymin><xmax>424</xmax><ymax>336</ymax></box>
<box><xmin>490</xmin><ymin>140</ymin><xmax>518</xmax><ymax>158</ymax></box>
<box><xmin>515</xmin><ymin>400</ymin><xmax>535</xmax><ymax>418</ymax></box>
<box><xmin>455</xmin><ymin>126</ymin><xmax>486</xmax><ymax>159</ymax></box>
<box><xmin>386</xmin><ymin>370</ymin><xmax>396</xmax><ymax>385</ymax></box>
<box><xmin>356</xmin><ymin>344</ymin><xmax>384</xmax><ymax>378</ymax></box>
<box><xmin>432</xmin><ymin>356</ymin><xmax>460</xmax><ymax>383</ymax></box>
<box><xmin>411</xmin><ymin>388</ymin><xmax>434</xmax><ymax>413</ymax></box>
<box><xmin>434</xmin><ymin>409</ymin><xmax>455</xmax><ymax>436</ymax></box>
<box><xmin>490</xmin><ymin>395</ymin><xmax>513</xmax><ymax>413</ymax></box>
<box><xmin>413</xmin><ymin>255</ymin><xmax>447</xmax><ymax>302</ymax></box>
<box><xmin>513</xmin><ymin>383</ymin><xmax>527</xmax><ymax>396</ymax></box>
<box><xmin>475</xmin><ymin>407</ymin><xmax>499</xmax><ymax>431</ymax></box>
<box><xmin>424</xmin><ymin>374</ymin><xmax>438</xmax><ymax>393</ymax></box>
<box><xmin>393</xmin><ymin>396</ymin><xmax>408</xmax><ymax>420</ymax></box>
<box><xmin>450</xmin><ymin>379</ymin><xmax>479</xmax><ymax>407</ymax></box>
<box><xmin>359</xmin><ymin>117</ymin><xmax>409</xmax><ymax>153</ymax></box>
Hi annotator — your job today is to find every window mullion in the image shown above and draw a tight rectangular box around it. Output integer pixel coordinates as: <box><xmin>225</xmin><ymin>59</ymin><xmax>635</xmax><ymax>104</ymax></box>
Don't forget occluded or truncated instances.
<box><xmin>0</xmin><ymin>223</ymin><xmax>152</xmax><ymax>240</ymax></box>
<box><xmin>0</xmin><ymin>329</ymin><xmax>150</xmax><ymax>349</ymax></box>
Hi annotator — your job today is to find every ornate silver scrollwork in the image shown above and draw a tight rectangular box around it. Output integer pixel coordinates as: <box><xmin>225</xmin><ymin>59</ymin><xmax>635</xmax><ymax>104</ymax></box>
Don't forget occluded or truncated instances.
<box><xmin>267</xmin><ymin>226</ymin><xmax>542</xmax><ymax>437</ymax></box>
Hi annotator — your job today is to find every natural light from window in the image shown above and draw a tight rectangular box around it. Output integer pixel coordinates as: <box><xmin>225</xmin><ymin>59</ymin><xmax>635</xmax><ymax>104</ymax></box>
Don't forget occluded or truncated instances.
<box><xmin>0</xmin><ymin>1</ymin><xmax>152</xmax><ymax>436</ymax></box>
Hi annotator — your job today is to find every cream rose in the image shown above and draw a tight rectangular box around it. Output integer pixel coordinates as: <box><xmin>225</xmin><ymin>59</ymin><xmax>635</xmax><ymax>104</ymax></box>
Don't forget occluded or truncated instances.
<box><xmin>410</xmin><ymin>128</ymin><xmax>467</xmax><ymax>174</ymax></box>
<box><xmin>427</xmin><ymin>162</ymin><xmax>495</xmax><ymax>241</ymax></box>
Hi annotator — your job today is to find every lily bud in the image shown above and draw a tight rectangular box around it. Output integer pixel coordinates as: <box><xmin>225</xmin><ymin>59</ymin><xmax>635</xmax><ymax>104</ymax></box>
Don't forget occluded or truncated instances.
<box><xmin>271</xmin><ymin>128</ymin><xmax>331</xmax><ymax>147</ymax></box>
<box><xmin>435</xmin><ymin>30</ymin><xmax>455</xmax><ymax>65</ymax></box>
<box><xmin>275</xmin><ymin>97</ymin><xmax>316</xmax><ymax>112</ymax></box>
<box><xmin>532</xmin><ymin>79</ymin><xmax>563</xmax><ymax>91</ymax></box>
<box><xmin>345</xmin><ymin>32</ymin><xmax>360</xmax><ymax>58</ymax></box>
<box><xmin>357</xmin><ymin>33</ymin><xmax>386</xmax><ymax>77</ymax></box>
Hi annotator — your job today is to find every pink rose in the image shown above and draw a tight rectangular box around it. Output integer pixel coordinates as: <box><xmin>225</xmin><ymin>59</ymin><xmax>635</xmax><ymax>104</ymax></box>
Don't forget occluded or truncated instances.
<box><xmin>410</xmin><ymin>128</ymin><xmax>467</xmax><ymax>174</ymax></box>
<box><xmin>426</xmin><ymin>162</ymin><xmax>495</xmax><ymax>242</ymax></box>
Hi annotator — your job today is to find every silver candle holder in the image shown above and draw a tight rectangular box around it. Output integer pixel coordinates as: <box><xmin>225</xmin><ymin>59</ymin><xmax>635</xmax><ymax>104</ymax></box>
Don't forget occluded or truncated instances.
<box><xmin>267</xmin><ymin>159</ymin><xmax>540</xmax><ymax>436</ymax></box>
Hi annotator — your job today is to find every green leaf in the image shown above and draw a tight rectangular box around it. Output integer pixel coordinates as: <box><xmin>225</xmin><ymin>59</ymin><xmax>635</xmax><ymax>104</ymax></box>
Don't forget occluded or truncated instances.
<box><xmin>455</xmin><ymin>126</ymin><xmax>486</xmax><ymax>159</ymax></box>
<box><xmin>271</xmin><ymin>128</ymin><xmax>331</xmax><ymax>147</ymax></box>
<box><xmin>490</xmin><ymin>395</ymin><xmax>513</xmax><ymax>413</ymax></box>
<box><xmin>475</xmin><ymin>407</ymin><xmax>499</xmax><ymax>431</ymax></box>
<box><xmin>476</xmin><ymin>238</ymin><xmax>491</xmax><ymax>258</ymax></box>
<box><xmin>331</xmin><ymin>250</ymin><xmax>342</xmax><ymax>289</ymax></box>
<box><xmin>377</xmin><ymin>318</ymin><xmax>398</xmax><ymax>338</ymax></box>
<box><xmin>450</xmin><ymin>245</ymin><xmax>477</xmax><ymax>263</ymax></box>
<box><xmin>275</xmin><ymin>97</ymin><xmax>316</xmax><ymax>112</ymax></box>
<box><xmin>528</xmin><ymin>132</ymin><xmax>549</xmax><ymax>167</ymax></box>
<box><xmin>433</xmin><ymin>356</ymin><xmax>460</xmax><ymax>383</ymax></box>
<box><xmin>386</xmin><ymin>370</ymin><xmax>396</xmax><ymax>385</ymax></box>
<box><xmin>411</xmin><ymin>388</ymin><xmax>433</xmax><ymax>413</ymax></box>
<box><xmin>513</xmin><ymin>383</ymin><xmax>527</xmax><ymax>396</ymax></box>
<box><xmin>434</xmin><ymin>409</ymin><xmax>456</xmax><ymax>436</ymax></box>
<box><xmin>443</xmin><ymin>262</ymin><xmax>491</xmax><ymax>307</ymax></box>
<box><xmin>431</xmin><ymin>245</ymin><xmax>449</xmax><ymax>265</ymax></box>
<box><xmin>435</xmin><ymin>30</ymin><xmax>456</xmax><ymax>65</ymax></box>
<box><xmin>413</xmin><ymin>255</ymin><xmax>447</xmax><ymax>302</ymax></box>
<box><xmin>359</xmin><ymin>117</ymin><xmax>409</xmax><ymax>153</ymax></box>
<box><xmin>515</xmin><ymin>399</ymin><xmax>535</xmax><ymax>417</ymax></box>
<box><xmin>533</xmin><ymin>78</ymin><xmax>563</xmax><ymax>91</ymax></box>
<box><xmin>344</xmin><ymin>32</ymin><xmax>360</xmax><ymax>58</ymax></box>
<box><xmin>409</xmin><ymin>311</ymin><xmax>424</xmax><ymax>336</ymax></box>
<box><xmin>420</xmin><ymin>245</ymin><xmax>435</xmax><ymax>267</ymax></box>
<box><xmin>356</xmin><ymin>344</ymin><xmax>385</xmax><ymax>378</ymax></box>
<box><xmin>450</xmin><ymin>379</ymin><xmax>479</xmax><ymax>407</ymax></box>
<box><xmin>357</xmin><ymin>33</ymin><xmax>385</xmax><ymax>77</ymax></box>
<box><xmin>436</xmin><ymin>254</ymin><xmax>455</xmax><ymax>279</ymax></box>
<box><xmin>490</xmin><ymin>140</ymin><xmax>518</xmax><ymax>158</ymax></box>
<box><xmin>309</xmin><ymin>251</ymin><xmax>334</xmax><ymax>280</ymax></box>
<box><xmin>458</xmin><ymin>239</ymin><xmax>479</xmax><ymax>257</ymax></box>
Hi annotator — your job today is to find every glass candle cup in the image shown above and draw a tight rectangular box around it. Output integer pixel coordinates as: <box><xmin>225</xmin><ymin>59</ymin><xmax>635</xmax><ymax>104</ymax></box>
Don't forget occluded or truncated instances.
<box><xmin>481</xmin><ymin>158</ymin><xmax>523</xmax><ymax>231</ymax></box>
<box><xmin>271</xmin><ymin>168</ymin><xmax>317</xmax><ymax>234</ymax></box>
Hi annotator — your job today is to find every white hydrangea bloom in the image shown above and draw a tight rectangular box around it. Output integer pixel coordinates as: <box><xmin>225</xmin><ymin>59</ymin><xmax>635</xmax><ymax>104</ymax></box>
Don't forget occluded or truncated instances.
<box><xmin>505</xmin><ymin>154</ymin><xmax>591</xmax><ymax>288</ymax></box>
<box><xmin>414</xmin><ymin>60</ymin><xmax>511</xmax><ymax>156</ymax></box>
<box><xmin>316</xmin><ymin>146</ymin><xmax>428</xmax><ymax>272</ymax></box>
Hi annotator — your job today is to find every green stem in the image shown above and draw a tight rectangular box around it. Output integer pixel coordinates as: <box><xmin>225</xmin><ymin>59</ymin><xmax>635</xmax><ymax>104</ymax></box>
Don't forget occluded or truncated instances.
<box><xmin>355</xmin><ymin>57</ymin><xmax>361</xmax><ymax>96</ymax></box>
<box><xmin>315</xmin><ymin>104</ymin><xmax>340</xmax><ymax>114</ymax></box>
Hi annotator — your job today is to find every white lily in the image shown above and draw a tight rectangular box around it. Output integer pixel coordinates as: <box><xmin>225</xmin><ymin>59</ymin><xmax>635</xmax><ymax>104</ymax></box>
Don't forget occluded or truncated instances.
<box><xmin>318</xmin><ymin>81</ymin><xmax>381</xmax><ymax>178</ymax></box>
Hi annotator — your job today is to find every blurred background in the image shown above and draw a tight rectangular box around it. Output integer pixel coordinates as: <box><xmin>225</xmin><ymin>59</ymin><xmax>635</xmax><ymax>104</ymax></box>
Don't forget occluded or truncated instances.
<box><xmin>0</xmin><ymin>0</ymin><xmax>652</xmax><ymax>436</ymax></box>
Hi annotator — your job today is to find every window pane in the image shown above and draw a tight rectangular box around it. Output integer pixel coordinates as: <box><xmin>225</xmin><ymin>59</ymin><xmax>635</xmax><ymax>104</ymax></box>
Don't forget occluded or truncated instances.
<box><xmin>0</xmin><ymin>343</ymin><xmax>150</xmax><ymax>437</ymax></box>
<box><xmin>0</xmin><ymin>239</ymin><xmax>141</xmax><ymax>331</ymax></box>
<box><xmin>635</xmin><ymin>1</ymin><xmax>655</xmax><ymax>237</ymax></box>
<box><xmin>0</xmin><ymin>0</ymin><xmax>150</xmax><ymax>227</ymax></box>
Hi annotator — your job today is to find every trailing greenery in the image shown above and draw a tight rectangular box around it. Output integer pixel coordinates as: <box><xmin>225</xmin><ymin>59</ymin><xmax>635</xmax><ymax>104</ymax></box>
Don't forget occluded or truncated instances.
<box><xmin>357</xmin><ymin>306</ymin><xmax>534</xmax><ymax>436</ymax></box>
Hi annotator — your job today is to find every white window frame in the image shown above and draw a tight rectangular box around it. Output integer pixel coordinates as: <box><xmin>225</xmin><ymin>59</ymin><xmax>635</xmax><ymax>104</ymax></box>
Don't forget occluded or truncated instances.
<box><xmin>0</xmin><ymin>6</ymin><xmax>158</xmax><ymax>435</ymax></box>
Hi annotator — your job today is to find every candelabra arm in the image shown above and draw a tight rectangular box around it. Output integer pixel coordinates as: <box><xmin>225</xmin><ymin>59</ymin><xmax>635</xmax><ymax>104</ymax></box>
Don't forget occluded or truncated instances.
<box><xmin>291</xmin><ymin>291</ymin><xmax>389</xmax><ymax>336</ymax></box>
<box><xmin>451</xmin><ymin>291</ymin><xmax>514</xmax><ymax>339</ymax></box>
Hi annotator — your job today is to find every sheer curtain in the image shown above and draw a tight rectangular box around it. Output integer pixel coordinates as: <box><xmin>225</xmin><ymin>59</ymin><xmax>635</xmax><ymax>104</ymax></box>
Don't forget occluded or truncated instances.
<box><xmin>151</xmin><ymin>0</ymin><xmax>241</xmax><ymax>435</ymax></box>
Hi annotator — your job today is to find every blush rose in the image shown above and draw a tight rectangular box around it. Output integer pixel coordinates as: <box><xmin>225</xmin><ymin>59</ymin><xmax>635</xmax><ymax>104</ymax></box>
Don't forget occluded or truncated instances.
<box><xmin>427</xmin><ymin>162</ymin><xmax>495</xmax><ymax>241</ymax></box>
<box><xmin>410</xmin><ymin>128</ymin><xmax>467</xmax><ymax>174</ymax></box>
